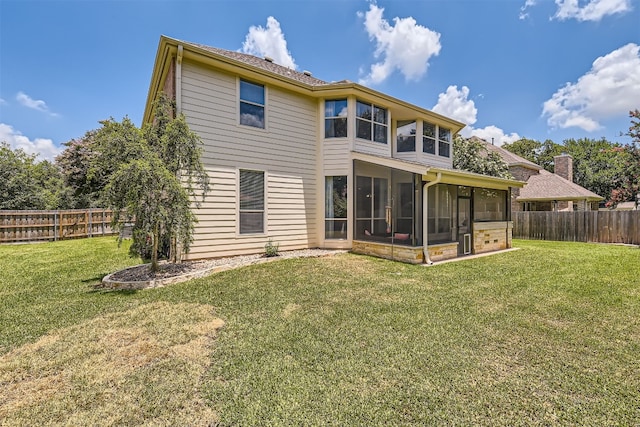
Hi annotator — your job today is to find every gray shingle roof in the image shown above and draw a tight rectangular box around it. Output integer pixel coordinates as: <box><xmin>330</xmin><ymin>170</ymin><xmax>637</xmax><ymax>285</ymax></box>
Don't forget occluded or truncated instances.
<box><xmin>469</xmin><ymin>136</ymin><xmax>541</xmax><ymax>169</ymax></box>
<box><xmin>183</xmin><ymin>40</ymin><xmax>329</xmax><ymax>86</ymax></box>
<box><xmin>517</xmin><ymin>169</ymin><xmax>603</xmax><ymax>201</ymax></box>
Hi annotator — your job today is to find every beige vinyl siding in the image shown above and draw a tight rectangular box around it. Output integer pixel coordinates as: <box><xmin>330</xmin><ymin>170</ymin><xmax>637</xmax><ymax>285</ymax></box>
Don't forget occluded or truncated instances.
<box><xmin>418</xmin><ymin>152</ymin><xmax>452</xmax><ymax>169</ymax></box>
<box><xmin>322</xmin><ymin>140</ymin><xmax>350</xmax><ymax>175</ymax></box>
<box><xmin>180</xmin><ymin>60</ymin><xmax>318</xmax><ymax>259</ymax></box>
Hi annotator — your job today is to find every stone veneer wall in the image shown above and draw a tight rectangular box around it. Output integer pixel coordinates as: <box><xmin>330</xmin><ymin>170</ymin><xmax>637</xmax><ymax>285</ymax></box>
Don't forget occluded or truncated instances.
<box><xmin>473</xmin><ymin>221</ymin><xmax>512</xmax><ymax>254</ymax></box>
<box><xmin>427</xmin><ymin>242</ymin><xmax>459</xmax><ymax>262</ymax></box>
<box><xmin>352</xmin><ymin>241</ymin><xmax>424</xmax><ymax>264</ymax></box>
<box><xmin>351</xmin><ymin>240</ymin><xmax>460</xmax><ymax>264</ymax></box>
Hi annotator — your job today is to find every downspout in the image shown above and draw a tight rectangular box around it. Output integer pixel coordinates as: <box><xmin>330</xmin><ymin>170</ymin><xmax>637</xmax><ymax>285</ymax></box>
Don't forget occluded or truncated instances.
<box><xmin>176</xmin><ymin>44</ymin><xmax>183</xmax><ymax>115</ymax></box>
<box><xmin>422</xmin><ymin>172</ymin><xmax>442</xmax><ymax>265</ymax></box>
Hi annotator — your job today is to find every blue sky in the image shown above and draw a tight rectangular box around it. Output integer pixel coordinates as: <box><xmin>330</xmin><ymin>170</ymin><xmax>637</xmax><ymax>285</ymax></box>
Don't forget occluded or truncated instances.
<box><xmin>1</xmin><ymin>0</ymin><xmax>639</xmax><ymax>162</ymax></box>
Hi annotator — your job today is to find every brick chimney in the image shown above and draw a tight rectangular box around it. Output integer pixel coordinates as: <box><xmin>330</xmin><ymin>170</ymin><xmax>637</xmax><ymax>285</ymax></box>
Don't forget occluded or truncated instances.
<box><xmin>554</xmin><ymin>154</ymin><xmax>573</xmax><ymax>182</ymax></box>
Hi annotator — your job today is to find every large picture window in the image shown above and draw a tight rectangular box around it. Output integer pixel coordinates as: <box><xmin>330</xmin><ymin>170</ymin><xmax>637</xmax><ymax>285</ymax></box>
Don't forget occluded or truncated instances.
<box><xmin>397</xmin><ymin>120</ymin><xmax>416</xmax><ymax>152</ymax></box>
<box><xmin>325</xmin><ymin>99</ymin><xmax>348</xmax><ymax>138</ymax></box>
<box><xmin>239</xmin><ymin>80</ymin><xmax>265</xmax><ymax>128</ymax></box>
<box><xmin>325</xmin><ymin>176</ymin><xmax>347</xmax><ymax>239</ymax></box>
<box><xmin>356</xmin><ymin>101</ymin><xmax>388</xmax><ymax>144</ymax></box>
<box><xmin>474</xmin><ymin>188</ymin><xmax>507</xmax><ymax>221</ymax></box>
<box><xmin>239</xmin><ymin>170</ymin><xmax>264</xmax><ymax>234</ymax></box>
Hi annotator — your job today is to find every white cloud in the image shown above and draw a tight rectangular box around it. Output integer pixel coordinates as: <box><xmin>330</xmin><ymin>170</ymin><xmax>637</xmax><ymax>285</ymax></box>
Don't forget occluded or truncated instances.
<box><xmin>241</xmin><ymin>16</ymin><xmax>297</xmax><ymax>69</ymax></box>
<box><xmin>0</xmin><ymin>123</ymin><xmax>60</xmax><ymax>162</ymax></box>
<box><xmin>466</xmin><ymin>125</ymin><xmax>521</xmax><ymax>146</ymax></box>
<box><xmin>433</xmin><ymin>85</ymin><xmax>520</xmax><ymax>145</ymax></box>
<box><xmin>358</xmin><ymin>3</ymin><xmax>441</xmax><ymax>85</ymax></box>
<box><xmin>16</xmin><ymin>91</ymin><xmax>59</xmax><ymax>117</ymax></box>
<box><xmin>432</xmin><ymin>86</ymin><xmax>478</xmax><ymax>126</ymax></box>
<box><xmin>519</xmin><ymin>0</ymin><xmax>538</xmax><ymax>19</ymax></box>
<box><xmin>553</xmin><ymin>0</ymin><xmax>632</xmax><ymax>21</ymax></box>
<box><xmin>0</xmin><ymin>97</ymin><xmax>6</xmax><ymax>105</ymax></box>
<box><xmin>542</xmin><ymin>43</ymin><xmax>640</xmax><ymax>131</ymax></box>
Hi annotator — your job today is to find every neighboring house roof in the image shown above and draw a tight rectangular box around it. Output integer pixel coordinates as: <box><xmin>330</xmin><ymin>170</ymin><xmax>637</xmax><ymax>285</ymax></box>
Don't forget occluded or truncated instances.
<box><xmin>517</xmin><ymin>169</ymin><xmax>603</xmax><ymax>202</ymax></box>
<box><xmin>614</xmin><ymin>201</ymin><xmax>637</xmax><ymax>210</ymax></box>
<box><xmin>469</xmin><ymin>136</ymin><xmax>541</xmax><ymax>170</ymax></box>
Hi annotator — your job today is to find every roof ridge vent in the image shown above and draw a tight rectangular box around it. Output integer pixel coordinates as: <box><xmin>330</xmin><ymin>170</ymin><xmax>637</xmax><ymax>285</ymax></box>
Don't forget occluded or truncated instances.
<box><xmin>264</xmin><ymin>56</ymin><xmax>274</xmax><ymax>63</ymax></box>
<box><xmin>303</xmin><ymin>70</ymin><xmax>312</xmax><ymax>76</ymax></box>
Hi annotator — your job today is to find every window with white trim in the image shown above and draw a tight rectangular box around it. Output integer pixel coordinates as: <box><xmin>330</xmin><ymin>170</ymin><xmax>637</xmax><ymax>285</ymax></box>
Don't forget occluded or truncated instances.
<box><xmin>423</xmin><ymin>122</ymin><xmax>436</xmax><ymax>154</ymax></box>
<box><xmin>239</xmin><ymin>80</ymin><xmax>265</xmax><ymax>128</ymax></box>
<box><xmin>356</xmin><ymin>101</ymin><xmax>388</xmax><ymax>144</ymax></box>
<box><xmin>438</xmin><ymin>127</ymin><xmax>451</xmax><ymax>158</ymax></box>
<box><xmin>239</xmin><ymin>170</ymin><xmax>265</xmax><ymax>234</ymax></box>
<box><xmin>325</xmin><ymin>99</ymin><xmax>348</xmax><ymax>138</ymax></box>
<box><xmin>397</xmin><ymin>120</ymin><xmax>416</xmax><ymax>152</ymax></box>
<box><xmin>325</xmin><ymin>176</ymin><xmax>347</xmax><ymax>239</ymax></box>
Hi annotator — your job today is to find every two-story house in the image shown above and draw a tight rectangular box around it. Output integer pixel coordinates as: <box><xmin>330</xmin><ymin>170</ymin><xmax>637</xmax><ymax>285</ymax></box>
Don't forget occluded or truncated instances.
<box><xmin>143</xmin><ymin>36</ymin><xmax>524</xmax><ymax>264</ymax></box>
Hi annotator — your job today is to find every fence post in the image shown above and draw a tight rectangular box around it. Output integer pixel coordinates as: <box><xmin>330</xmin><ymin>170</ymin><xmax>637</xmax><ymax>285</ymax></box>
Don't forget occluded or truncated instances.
<box><xmin>88</xmin><ymin>209</ymin><xmax>92</xmax><ymax>238</ymax></box>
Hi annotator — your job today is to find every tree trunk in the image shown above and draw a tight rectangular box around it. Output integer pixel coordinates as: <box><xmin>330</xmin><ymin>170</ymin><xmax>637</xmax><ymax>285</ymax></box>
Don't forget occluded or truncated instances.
<box><xmin>151</xmin><ymin>224</ymin><xmax>159</xmax><ymax>272</ymax></box>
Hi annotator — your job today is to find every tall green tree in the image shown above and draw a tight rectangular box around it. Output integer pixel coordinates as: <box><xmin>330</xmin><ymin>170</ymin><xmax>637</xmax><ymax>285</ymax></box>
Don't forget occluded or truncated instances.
<box><xmin>562</xmin><ymin>137</ymin><xmax>626</xmax><ymax>202</ymax></box>
<box><xmin>105</xmin><ymin>95</ymin><xmax>210</xmax><ymax>271</ymax></box>
<box><xmin>501</xmin><ymin>138</ymin><xmax>563</xmax><ymax>172</ymax></box>
<box><xmin>453</xmin><ymin>136</ymin><xmax>512</xmax><ymax>179</ymax></box>
<box><xmin>0</xmin><ymin>143</ymin><xmax>70</xmax><ymax>210</ymax></box>
<box><xmin>56</xmin><ymin>130</ymin><xmax>99</xmax><ymax>208</ymax></box>
<box><xmin>608</xmin><ymin>110</ymin><xmax>640</xmax><ymax>206</ymax></box>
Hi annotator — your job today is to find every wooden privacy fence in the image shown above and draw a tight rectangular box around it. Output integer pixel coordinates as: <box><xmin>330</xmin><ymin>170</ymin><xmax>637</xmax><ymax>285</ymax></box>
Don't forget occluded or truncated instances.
<box><xmin>513</xmin><ymin>211</ymin><xmax>640</xmax><ymax>245</ymax></box>
<box><xmin>0</xmin><ymin>209</ymin><xmax>119</xmax><ymax>243</ymax></box>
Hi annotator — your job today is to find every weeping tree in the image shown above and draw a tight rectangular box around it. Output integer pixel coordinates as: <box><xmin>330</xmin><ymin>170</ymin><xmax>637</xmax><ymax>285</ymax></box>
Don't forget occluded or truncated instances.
<box><xmin>105</xmin><ymin>94</ymin><xmax>210</xmax><ymax>271</ymax></box>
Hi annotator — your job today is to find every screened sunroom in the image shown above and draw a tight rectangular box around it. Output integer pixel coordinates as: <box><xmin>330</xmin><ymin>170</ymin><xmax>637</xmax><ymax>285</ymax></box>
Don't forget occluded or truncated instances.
<box><xmin>350</xmin><ymin>153</ymin><xmax>523</xmax><ymax>263</ymax></box>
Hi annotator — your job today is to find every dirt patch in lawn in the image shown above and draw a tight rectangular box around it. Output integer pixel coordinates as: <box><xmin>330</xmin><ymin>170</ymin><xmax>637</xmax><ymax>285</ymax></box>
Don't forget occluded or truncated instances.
<box><xmin>0</xmin><ymin>302</ymin><xmax>224</xmax><ymax>426</ymax></box>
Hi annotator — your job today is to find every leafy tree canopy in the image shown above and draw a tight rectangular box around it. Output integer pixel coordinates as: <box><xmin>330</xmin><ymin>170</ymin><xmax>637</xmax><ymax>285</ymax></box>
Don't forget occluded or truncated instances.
<box><xmin>0</xmin><ymin>143</ymin><xmax>71</xmax><ymax>210</ymax></box>
<box><xmin>453</xmin><ymin>136</ymin><xmax>512</xmax><ymax>179</ymax></box>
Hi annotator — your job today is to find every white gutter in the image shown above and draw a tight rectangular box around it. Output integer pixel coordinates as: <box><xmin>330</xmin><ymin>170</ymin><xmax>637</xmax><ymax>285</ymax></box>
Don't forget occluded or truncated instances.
<box><xmin>176</xmin><ymin>44</ymin><xmax>183</xmax><ymax>114</ymax></box>
<box><xmin>422</xmin><ymin>172</ymin><xmax>442</xmax><ymax>265</ymax></box>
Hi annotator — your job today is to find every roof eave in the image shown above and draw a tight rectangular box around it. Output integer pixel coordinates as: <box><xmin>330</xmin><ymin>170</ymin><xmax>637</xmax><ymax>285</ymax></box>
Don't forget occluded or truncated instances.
<box><xmin>516</xmin><ymin>195</ymin><xmax>604</xmax><ymax>202</ymax></box>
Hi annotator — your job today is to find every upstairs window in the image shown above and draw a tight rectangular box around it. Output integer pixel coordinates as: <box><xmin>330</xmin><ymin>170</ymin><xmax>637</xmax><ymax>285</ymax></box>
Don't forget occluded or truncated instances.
<box><xmin>423</xmin><ymin>122</ymin><xmax>436</xmax><ymax>154</ymax></box>
<box><xmin>239</xmin><ymin>170</ymin><xmax>265</xmax><ymax>234</ymax></box>
<box><xmin>356</xmin><ymin>101</ymin><xmax>388</xmax><ymax>144</ymax></box>
<box><xmin>438</xmin><ymin>127</ymin><xmax>451</xmax><ymax>158</ymax></box>
<box><xmin>397</xmin><ymin>120</ymin><xmax>416</xmax><ymax>152</ymax></box>
<box><xmin>325</xmin><ymin>99</ymin><xmax>348</xmax><ymax>138</ymax></box>
<box><xmin>239</xmin><ymin>80</ymin><xmax>265</xmax><ymax>128</ymax></box>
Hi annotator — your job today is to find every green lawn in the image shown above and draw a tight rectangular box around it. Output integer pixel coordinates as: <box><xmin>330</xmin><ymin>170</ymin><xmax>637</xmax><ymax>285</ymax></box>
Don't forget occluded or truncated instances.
<box><xmin>1</xmin><ymin>238</ymin><xmax>638</xmax><ymax>425</ymax></box>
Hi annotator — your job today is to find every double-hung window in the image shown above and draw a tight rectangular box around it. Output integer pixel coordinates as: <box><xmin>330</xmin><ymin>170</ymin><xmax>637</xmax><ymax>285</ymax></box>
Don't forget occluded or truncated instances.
<box><xmin>239</xmin><ymin>80</ymin><xmax>265</xmax><ymax>128</ymax></box>
<box><xmin>239</xmin><ymin>170</ymin><xmax>265</xmax><ymax>234</ymax></box>
<box><xmin>325</xmin><ymin>99</ymin><xmax>348</xmax><ymax>138</ymax></box>
<box><xmin>423</xmin><ymin>122</ymin><xmax>436</xmax><ymax>154</ymax></box>
<box><xmin>438</xmin><ymin>127</ymin><xmax>451</xmax><ymax>158</ymax></box>
<box><xmin>356</xmin><ymin>101</ymin><xmax>388</xmax><ymax>144</ymax></box>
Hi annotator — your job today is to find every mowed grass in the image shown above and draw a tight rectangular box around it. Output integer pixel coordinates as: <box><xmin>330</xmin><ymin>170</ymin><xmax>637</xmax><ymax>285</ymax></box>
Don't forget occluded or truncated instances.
<box><xmin>1</xmin><ymin>238</ymin><xmax>639</xmax><ymax>425</ymax></box>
